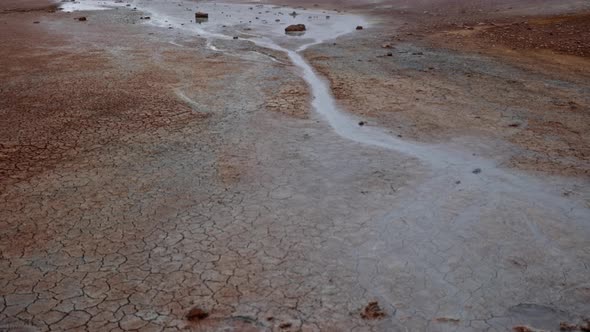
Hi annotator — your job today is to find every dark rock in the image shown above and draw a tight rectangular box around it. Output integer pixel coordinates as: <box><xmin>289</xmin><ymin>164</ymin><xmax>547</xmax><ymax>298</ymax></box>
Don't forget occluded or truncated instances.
<box><xmin>435</xmin><ymin>317</ymin><xmax>460</xmax><ymax>324</ymax></box>
<box><xmin>195</xmin><ymin>12</ymin><xmax>208</xmax><ymax>19</ymax></box>
<box><xmin>33</xmin><ymin>21</ymin><xmax>40</xmax><ymax>24</ymax></box>
<box><xmin>472</xmin><ymin>168</ymin><xmax>482</xmax><ymax>174</ymax></box>
<box><xmin>356</xmin><ymin>25</ymin><xmax>363</xmax><ymax>30</ymax></box>
<box><xmin>233</xmin><ymin>36</ymin><xmax>238</xmax><ymax>39</ymax></box>
<box><xmin>279</xmin><ymin>322</ymin><xmax>292</xmax><ymax>329</ymax></box>
<box><xmin>358</xmin><ymin>121</ymin><xmax>366</xmax><ymax>126</ymax></box>
<box><xmin>285</xmin><ymin>24</ymin><xmax>306</xmax><ymax>32</ymax></box>
<box><xmin>77</xmin><ymin>16</ymin><xmax>87</xmax><ymax>21</ymax></box>
<box><xmin>361</xmin><ymin>301</ymin><xmax>386</xmax><ymax>320</ymax></box>
<box><xmin>387</xmin><ymin>52</ymin><xmax>393</xmax><ymax>56</ymax></box>
<box><xmin>186</xmin><ymin>307</ymin><xmax>209</xmax><ymax>321</ymax></box>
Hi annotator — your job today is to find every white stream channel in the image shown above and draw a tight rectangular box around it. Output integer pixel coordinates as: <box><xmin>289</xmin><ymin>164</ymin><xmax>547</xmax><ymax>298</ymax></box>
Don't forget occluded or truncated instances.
<box><xmin>60</xmin><ymin>0</ymin><xmax>469</xmax><ymax>167</ymax></box>
<box><xmin>62</xmin><ymin>0</ymin><xmax>590</xmax><ymax>233</ymax></box>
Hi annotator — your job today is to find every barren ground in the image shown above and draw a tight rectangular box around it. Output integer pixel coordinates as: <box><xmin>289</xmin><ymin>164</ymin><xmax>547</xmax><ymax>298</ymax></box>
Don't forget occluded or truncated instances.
<box><xmin>1</xmin><ymin>0</ymin><xmax>589</xmax><ymax>331</ymax></box>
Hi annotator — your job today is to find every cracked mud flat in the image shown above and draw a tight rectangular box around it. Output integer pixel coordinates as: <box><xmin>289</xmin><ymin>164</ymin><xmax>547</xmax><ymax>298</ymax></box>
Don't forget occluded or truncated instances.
<box><xmin>1</xmin><ymin>0</ymin><xmax>590</xmax><ymax>331</ymax></box>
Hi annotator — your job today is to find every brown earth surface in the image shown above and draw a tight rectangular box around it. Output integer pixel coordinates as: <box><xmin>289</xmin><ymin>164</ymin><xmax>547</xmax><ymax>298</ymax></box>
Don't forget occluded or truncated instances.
<box><xmin>1</xmin><ymin>0</ymin><xmax>590</xmax><ymax>331</ymax></box>
<box><xmin>303</xmin><ymin>0</ymin><xmax>590</xmax><ymax>176</ymax></box>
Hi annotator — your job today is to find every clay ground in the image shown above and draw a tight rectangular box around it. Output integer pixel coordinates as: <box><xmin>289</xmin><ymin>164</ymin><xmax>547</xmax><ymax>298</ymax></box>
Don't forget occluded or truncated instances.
<box><xmin>1</xmin><ymin>0</ymin><xmax>589</xmax><ymax>331</ymax></box>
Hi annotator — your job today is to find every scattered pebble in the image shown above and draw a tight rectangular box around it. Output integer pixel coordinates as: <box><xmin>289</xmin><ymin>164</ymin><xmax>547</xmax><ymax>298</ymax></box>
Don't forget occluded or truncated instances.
<box><xmin>279</xmin><ymin>322</ymin><xmax>292</xmax><ymax>329</ymax></box>
<box><xmin>185</xmin><ymin>307</ymin><xmax>209</xmax><ymax>321</ymax></box>
<box><xmin>435</xmin><ymin>317</ymin><xmax>460</xmax><ymax>324</ymax></box>
<box><xmin>360</xmin><ymin>301</ymin><xmax>386</xmax><ymax>319</ymax></box>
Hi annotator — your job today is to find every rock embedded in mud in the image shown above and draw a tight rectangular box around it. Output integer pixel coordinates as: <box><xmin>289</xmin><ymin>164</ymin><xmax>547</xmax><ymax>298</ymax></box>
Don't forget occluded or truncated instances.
<box><xmin>186</xmin><ymin>307</ymin><xmax>209</xmax><ymax>321</ymax></box>
<box><xmin>559</xmin><ymin>322</ymin><xmax>578</xmax><ymax>331</ymax></box>
<box><xmin>279</xmin><ymin>322</ymin><xmax>292</xmax><ymax>329</ymax></box>
<box><xmin>195</xmin><ymin>12</ymin><xmax>209</xmax><ymax>19</ymax></box>
<box><xmin>360</xmin><ymin>301</ymin><xmax>386</xmax><ymax>319</ymax></box>
<box><xmin>285</xmin><ymin>24</ymin><xmax>306</xmax><ymax>33</ymax></box>
<box><xmin>435</xmin><ymin>317</ymin><xmax>460</xmax><ymax>324</ymax></box>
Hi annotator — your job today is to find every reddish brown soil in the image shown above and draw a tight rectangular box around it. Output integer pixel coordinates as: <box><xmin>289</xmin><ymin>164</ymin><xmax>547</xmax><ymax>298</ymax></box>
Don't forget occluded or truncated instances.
<box><xmin>474</xmin><ymin>13</ymin><xmax>590</xmax><ymax>57</ymax></box>
<box><xmin>0</xmin><ymin>1</ymin><xmax>220</xmax><ymax>189</ymax></box>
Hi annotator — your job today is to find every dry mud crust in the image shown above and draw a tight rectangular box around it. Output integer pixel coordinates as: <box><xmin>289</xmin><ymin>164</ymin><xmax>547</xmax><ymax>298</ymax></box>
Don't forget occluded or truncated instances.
<box><xmin>2</xmin><ymin>1</ymin><xmax>590</xmax><ymax>332</ymax></box>
<box><xmin>0</xmin><ymin>4</ymin><xmax>235</xmax><ymax>188</ymax></box>
<box><xmin>0</xmin><ymin>2</ymin><xmax>409</xmax><ymax>331</ymax></box>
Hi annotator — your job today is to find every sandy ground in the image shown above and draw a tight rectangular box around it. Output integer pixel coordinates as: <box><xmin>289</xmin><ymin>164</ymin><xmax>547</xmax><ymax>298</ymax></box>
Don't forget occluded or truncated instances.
<box><xmin>1</xmin><ymin>0</ymin><xmax>589</xmax><ymax>331</ymax></box>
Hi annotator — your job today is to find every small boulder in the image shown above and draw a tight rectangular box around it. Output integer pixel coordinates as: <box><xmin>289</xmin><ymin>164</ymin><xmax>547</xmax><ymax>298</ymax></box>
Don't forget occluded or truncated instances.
<box><xmin>285</xmin><ymin>24</ymin><xmax>306</xmax><ymax>32</ymax></box>
<box><xmin>186</xmin><ymin>307</ymin><xmax>209</xmax><ymax>321</ymax></box>
<box><xmin>361</xmin><ymin>301</ymin><xmax>386</xmax><ymax>320</ymax></box>
<box><xmin>356</xmin><ymin>25</ymin><xmax>363</xmax><ymax>30</ymax></box>
<box><xmin>195</xmin><ymin>12</ymin><xmax>208</xmax><ymax>19</ymax></box>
